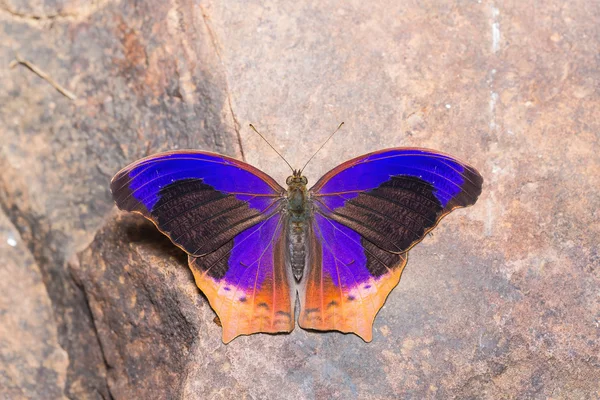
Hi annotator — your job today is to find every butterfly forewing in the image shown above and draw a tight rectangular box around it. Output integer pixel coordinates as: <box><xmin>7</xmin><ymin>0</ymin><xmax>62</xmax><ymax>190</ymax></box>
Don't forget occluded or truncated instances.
<box><xmin>110</xmin><ymin>151</ymin><xmax>285</xmax><ymax>257</ymax></box>
<box><xmin>310</xmin><ymin>148</ymin><xmax>483</xmax><ymax>254</ymax></box>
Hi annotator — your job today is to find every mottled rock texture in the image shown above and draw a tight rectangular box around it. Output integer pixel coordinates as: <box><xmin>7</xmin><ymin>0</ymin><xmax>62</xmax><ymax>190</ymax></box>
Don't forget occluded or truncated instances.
<box><xmin>1</xmin><ymin>0</ymin><xmax>599</xmax><ymax>398</ymax></box>
<box><xmin>0</xmin><ymin>211</ymin><xmax>68</xmax><ymax>399</ymax></box>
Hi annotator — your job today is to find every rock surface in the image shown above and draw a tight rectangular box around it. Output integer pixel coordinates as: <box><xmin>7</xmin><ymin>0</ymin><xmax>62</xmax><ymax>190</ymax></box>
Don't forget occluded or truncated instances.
<box><xmin>1</xmin><ymin>0</ymin><xmax>599</xmax><ymax>398</ymax></box>
<box><xmin>0</xmin><ymin>210</ymin><xmax>68</xmax><ymax>400</ymax></box>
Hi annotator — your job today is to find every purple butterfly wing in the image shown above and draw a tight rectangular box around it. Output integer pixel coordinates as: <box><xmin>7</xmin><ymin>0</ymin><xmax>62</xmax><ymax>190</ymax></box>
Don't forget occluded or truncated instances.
<box><xmin>112</xmin><ymin>151</ymin><xmax>294</xmax><ymax>342</ymax></box>
<box><xmin>299</xmin><ymin>148</ymin><xmax>483</xmax><ymax>340</ymax></box>
<box><xmin>188</xmin><ymin>213</ymin><xmax>295</xmax><ymax>343</ymax></box>
<box><xmin>311</xmin><ymin>147</ymin><xmax>483</xmax><ymax>253</ymax></box>
<box><xmin>299</xmin><ymin>214</ymin><xmax>408</xmax><ymax>341</ymax></box>
<box><xmin>111</xmin><ymin>150</ymin><xmax>285</xmax><ymax>256</ymax></box>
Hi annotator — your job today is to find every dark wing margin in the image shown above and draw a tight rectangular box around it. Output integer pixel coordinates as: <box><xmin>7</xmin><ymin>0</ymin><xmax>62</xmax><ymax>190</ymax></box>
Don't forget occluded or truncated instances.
<box><xmin>111</xmin><ymin>150</ymin><xmax>285</xmax><ymax>257</ymax></box>
<box><xmin>310</xmin><ymin>148</ymin><xmax>483</xmax><ymax>254</ymax></box>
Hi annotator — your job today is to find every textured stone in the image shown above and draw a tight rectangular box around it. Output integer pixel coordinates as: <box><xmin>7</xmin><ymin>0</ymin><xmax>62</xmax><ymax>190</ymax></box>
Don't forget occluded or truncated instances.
<box><xmin>1</xmin><ymin>0</ymin><xmax>239</xmax><ymax>397</ymax></box>
<box><xmin>72</xmin><ymin>212</ymin><xmax>210</xmax><ymax>399</ymax></box>
<box><xmin>1</xmin><ymin>0</ymin><xmax>599</xmax><ymax>398</ymax></box>
<box><xmin>0</xmin><ymin>210</ymin><xmax>68</xmax><ymax>400</ymax></box>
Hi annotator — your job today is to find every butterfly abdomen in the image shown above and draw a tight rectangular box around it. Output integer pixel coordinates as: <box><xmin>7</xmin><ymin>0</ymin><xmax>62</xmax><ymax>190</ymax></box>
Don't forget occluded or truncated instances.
<box><xmin>285</xmin><ymin>174</ymin><xmax>311</xmax><ymax>282</ymax></box>
<box><xmin>287</xmin><ymin>220</ymin><xmax>308</xmax><ymax>282</ymax></box>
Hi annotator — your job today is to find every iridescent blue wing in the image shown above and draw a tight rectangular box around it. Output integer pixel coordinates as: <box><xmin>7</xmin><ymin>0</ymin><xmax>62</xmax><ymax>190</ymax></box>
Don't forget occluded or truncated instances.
<box><xmin>300</xmin><ymin>148</ymin><xmax>483</xmax><ymax>341</ymax></box>
<box><xmin>310</xmin><ymin>148</ymin><xmax>483</xmax><ymax>254</ymax></box>
<box><xmin>112</xmin><ymin>151</ymin><xmax>294</xmax><ymax>343</ymax></box>
<box><xmin>188</xmin><ymin>213</ymin><xmax>295</xmax><ymax>343</ymax></box>
<box><xmin>111</xmin><ymin>150</ymin><xmax>285</xmax><ymax>257</ymax></box>
<box><xmin>298</xmin><ymin>214</ymin><xmax>408</xmax><ymax>341</ymax></box>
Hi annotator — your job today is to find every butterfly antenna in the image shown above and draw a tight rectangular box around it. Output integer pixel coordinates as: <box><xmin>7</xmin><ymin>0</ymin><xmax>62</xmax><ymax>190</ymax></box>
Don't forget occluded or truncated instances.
<box><xmin>248</xmin><ymin>124</ymin><xmax>294</xmax><ymax>173</ymax></box>
<box><xmin>300</xmin><ymin>122</ymin><xmax>344</xmax><ymax>174</ymax></box>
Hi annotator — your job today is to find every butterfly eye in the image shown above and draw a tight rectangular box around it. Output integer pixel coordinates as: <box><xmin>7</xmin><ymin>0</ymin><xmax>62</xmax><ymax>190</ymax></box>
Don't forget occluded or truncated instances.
<box><xmin>286</xmin><ymin>176</ymin><xmax>293</xmax><ymax>186</ymax></box>
<box><xmin>301</xmin><ymin>176</ymin><xmax>308</xmax><ymax>185</ymax></box>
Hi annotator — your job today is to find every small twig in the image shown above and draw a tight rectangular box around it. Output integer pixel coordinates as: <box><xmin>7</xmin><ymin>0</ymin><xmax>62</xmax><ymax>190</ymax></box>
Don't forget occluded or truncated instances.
<box><xmin>9</xmin><ymin>53</ymin><xmax>77</xmax><ymax>100</ymax></box>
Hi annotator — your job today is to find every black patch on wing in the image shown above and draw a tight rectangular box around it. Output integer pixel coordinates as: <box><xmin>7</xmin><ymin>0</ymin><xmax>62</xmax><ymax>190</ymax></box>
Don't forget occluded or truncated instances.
<box><xmin>111</xmin><ymin>172</ymin><xmax>140</xmax><ymax>211</ymax></box>
<box><xmin>189</xmin><ymin>239</ymin><xmax>234</xmax><ymax>280</ymax></box>
<box><xmin>447</xmin><ymin>163</ymin><xmax>484</xmax><ymax>209</ymax></box>
<box><xmin>328</xmin><ymin>175</ymin><xmax>443</xmax><ymax>254</ymax></box>
<box><xmin>150</xmin><ymin>178</ymin><xmax>265</xmax><ymax>256</ymax></box>
<box><xmin>362</xmin><ymin>237</ymin><xmax>406</xmax><ymax>277</ymax></box>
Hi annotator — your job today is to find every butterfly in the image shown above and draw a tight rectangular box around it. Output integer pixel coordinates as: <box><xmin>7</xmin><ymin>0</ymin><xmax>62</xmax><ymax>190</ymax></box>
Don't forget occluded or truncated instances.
<box><xmin>111</xmin><ymin>130</ymin><xmax>483</xmax><ymax>343</ymax></box>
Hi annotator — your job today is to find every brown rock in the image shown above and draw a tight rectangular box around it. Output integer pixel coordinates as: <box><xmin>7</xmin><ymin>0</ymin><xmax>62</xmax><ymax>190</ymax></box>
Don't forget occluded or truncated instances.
<box><xmin>1</xmin><ymin>0</ymin><xmax>599</xmax><ymax>398</ymax></box>
<box><xmin>0</xmin><ymin>210</ymin><xmax>68</xmax><ymax>399</ymax></box>
<box><xmin>72</xmin><ymin>212</ymin><xmax>209</xmax><ymax>399</ymax></box>
<box><xmin>1</xmin><ymin>0</ymin><xmax>239</xmax><ymax>397</ymax></box>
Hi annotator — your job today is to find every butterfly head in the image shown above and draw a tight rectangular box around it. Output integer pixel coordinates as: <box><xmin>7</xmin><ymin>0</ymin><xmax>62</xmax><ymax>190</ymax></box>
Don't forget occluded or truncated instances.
<box><xmin>286</xmin><ymin>170</ymin><xmax>308</xmax><ymax>187</ymax></box>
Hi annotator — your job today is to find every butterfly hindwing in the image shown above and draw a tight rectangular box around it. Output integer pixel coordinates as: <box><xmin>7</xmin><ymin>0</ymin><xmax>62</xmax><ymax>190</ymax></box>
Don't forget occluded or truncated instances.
<box><xmin>111</xmin><ymin>151</ymin><xmax>285</xmax><ymax>256</ymax></box>
<box><xmin>298</xmin><ymin>214</ymin><xmax>407</xmax><ymax>341</ymax></box>
<box><xmin>187</xmin><ymin>213</ymin><xmax>295</xmax><ymax>343</ymax></box>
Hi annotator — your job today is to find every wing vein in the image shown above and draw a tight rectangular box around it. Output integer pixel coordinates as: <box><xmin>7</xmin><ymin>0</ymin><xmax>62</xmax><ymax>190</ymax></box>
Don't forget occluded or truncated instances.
<box><xmin>317</xmin><ymin>214</ymin><xmax>394</xmax><ymax>273</ymax></box>
<box><xmin>313</xmin><ymin>219</ymin><xmax>378</xmax><ymax>325</ymax></box>
<box><xmin>113</xmin><ymin>155</ymin><xmax>266</xmax><ymax>193</ymax></box>
<box><xmin>314</xmin><ymin>165</ymin><xmax>469</xmax><ymax>202</ymax></box>
<box><xmin>341</xmin><ymin>197</ymin><xmax>436</xmax><ymax>237</ymax></box>
<box><xmin>246</xmin><ymin>215</ymin><xmax>284</xmax><ymax>333</ymax></box>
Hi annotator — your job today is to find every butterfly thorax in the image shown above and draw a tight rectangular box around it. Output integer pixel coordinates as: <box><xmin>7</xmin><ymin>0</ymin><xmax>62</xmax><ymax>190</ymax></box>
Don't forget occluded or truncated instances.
<box><xmin>285</xmin><ymin>172</ymin><xmax>309</xmax><ymax>217</ymax></box>
<box><xmin>285</xmin><ymin>172</ymin><xmax>311</xmax><ymax>282</ymax></box>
